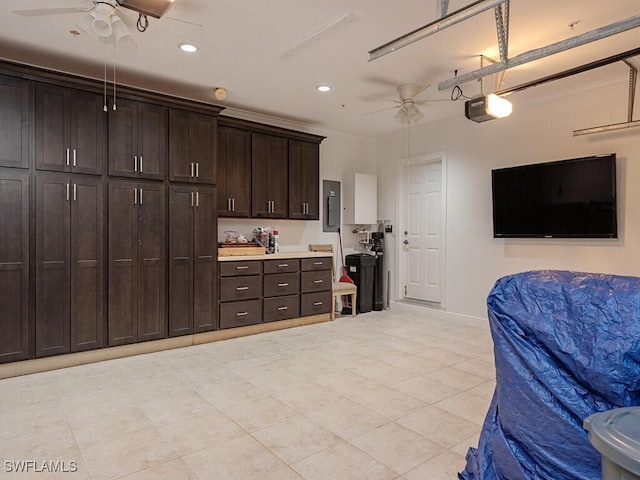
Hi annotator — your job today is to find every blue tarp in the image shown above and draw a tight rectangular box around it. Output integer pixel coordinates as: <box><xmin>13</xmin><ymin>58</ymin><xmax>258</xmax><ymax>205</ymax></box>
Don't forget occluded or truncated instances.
<box><xmin>460</xmin><ymin>270</ymin><xmax>640</xmax><ymax>480</ymax></box>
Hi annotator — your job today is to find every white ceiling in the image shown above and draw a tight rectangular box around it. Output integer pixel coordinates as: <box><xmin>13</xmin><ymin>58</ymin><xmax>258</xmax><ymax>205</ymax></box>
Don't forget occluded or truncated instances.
<box><xmin>1</xmin><ymin>0</ymin><xmax>639</xmax><ymax>136</ymax></box>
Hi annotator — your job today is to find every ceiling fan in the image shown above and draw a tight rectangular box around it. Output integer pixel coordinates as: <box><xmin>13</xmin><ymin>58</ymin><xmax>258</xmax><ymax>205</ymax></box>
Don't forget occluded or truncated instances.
<box><xmin>363</xmin><ymin>84</ymin><xmax>432</xmax><ymax>124</ymax></box>
<box><xmin>11</xmin><ymin>0</ymin><xmax>176</xmax><ymax>46</ymax></box>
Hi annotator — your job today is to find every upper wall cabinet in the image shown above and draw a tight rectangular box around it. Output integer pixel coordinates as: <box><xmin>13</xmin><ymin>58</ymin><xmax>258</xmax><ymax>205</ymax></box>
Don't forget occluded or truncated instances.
<box><xmin>217</xmin><ymin>126</ymin><xmax>251</xmax><ymax>217</ymax></box>
<box><xmin>0</xmin><ymin>75</ymin><xmax>30</xmax><ymax>169</ymax></box>
<box><xmin>252</xmin><ymin>132</ymin><xmax>288</xmax><ymax>218</ymax></box>
<box><xmin>289</xmin><ymin>140</ymin><xmax>320</xmax><ymax>220</ymax></box>
<box><xmin>169</xmin><ymin>109</ymin><xmax>217</xmax><ymax>184</ymax></box>
<box><xmin>35</xmin><ymin>83</ymin><xmax>106</xmax><ymax>175</ymax></box>
<box><xmin>109</xmin><ymin>98</ymin><xmax>167</xmax><ymax>180</ymax></box>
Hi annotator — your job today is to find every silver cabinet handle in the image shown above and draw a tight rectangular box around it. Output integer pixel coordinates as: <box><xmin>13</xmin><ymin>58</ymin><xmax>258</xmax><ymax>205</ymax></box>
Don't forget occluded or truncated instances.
<box><xmin>278</xmin><ymin>283</ymin><xmax>289</xmax><ymax>287</ymax></box>
<box><xmin>73</xmin><ymin>149</ymin><xmax>77</xmax><ymax>167</ymax></box>
<box><xmin>313</xmin><ymin>279</ymin><xmax>323</xmax><ymax>284</ymax></box>
<box><xmin>236</xmin><ymin>286</ymin><xmax>249</xmax><ymax>291</ymax></box>
<box><xmin>73</xmin><ymin>183</ymin><xmax>76</xmax><ymax>202</ymax></box>
<box><xmin>236</xmin><ymin>312</ymin><xmax>248</xmax><ymax>317</ymax></box>
<box><xmin>139</xmin><ymin>156</ymin><xmax>143</xmax><ymax>173</ymax></box>
<box><xmin>66</xmin><ymin>148</ymin><xmax>70</xmax><ymax>166</ymax></box>
<box><xmin>190</xmin><ymin>162</ymin><xmax>194</xmax><ymax>177</ymax></box>
<box><xmin>314</xmin><ymin>262</ymin><xmax>323</xmax><ymax>265</ymax></box>
<box><xmin>231</xmin><ymin>198</ymin><xmax>235</xmax><ymax>211</ymax></box>
<box><xmin>236</xmin><ymin>266</ymin><xmax>249</xmax><ymax>270</ymax></box>
<box><xmin>134</xmin><ymin>156</ymin><xmax>138</xmax><ymax>172</ymax></box>
<box><xmin>277</xmin><ymin>306</ymin><xmax>288</xmax><ymax>311</ymax></box>
<box><xmin>195</xmin><ymin>162</ymin><xmax>199</xmax><ymax>178</ymax></box>
<box><xmin>139</xmin><ymin>188</ymin><xmax>143</xmax><ymax>205</ymax></box>
<box><xmin>66</xmin><ymin>183</ymin><xmax>70</xmax><ymax>201</ymax></box>
<box><xmin>134</xmin><ymin>188</ymin><xmax>138</xmax><ymax>205</ymax></box>
<box><xmin>227</xmin><ymin>198</ymin><xmax>232</xmax><ymax>212</ymax></box>
<box><xmin>190</xmin><ymin>191</ymin><xmax>194</xmax><ymax>207</ymax></box>
<box><xmin>278</xmin><ymin>264</ymin><xmax>289</xmax><ymax>268</ymax></box>
<box><xmin>195</xmin><ymin>191</ymin><xmax>199</xmax><ymax>207</ymax></box>
<box><xmin>313</xmin><ymin>301</ymin><xmax>323</xmax><ymax>306</ymax></box>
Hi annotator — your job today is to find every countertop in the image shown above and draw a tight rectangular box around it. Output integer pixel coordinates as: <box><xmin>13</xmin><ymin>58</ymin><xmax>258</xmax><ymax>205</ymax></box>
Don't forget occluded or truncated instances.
<box><xmin>218</xmin><ymin>251</ymin><xmax>332</xmax><ymax>261</ymax></box>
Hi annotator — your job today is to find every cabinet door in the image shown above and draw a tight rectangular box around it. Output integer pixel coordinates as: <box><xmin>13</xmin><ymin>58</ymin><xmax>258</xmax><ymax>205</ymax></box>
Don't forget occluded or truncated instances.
<box><xmin>0</xmin><ymin>76</ymin><xmax>30</xmax><ymax>169</ymax></box>
<box><xmin>191</xmin><ymin>113</ymin><xmax>216</xmax><ymax>184</ymax></box>
<box><xmin>70</xmin><ymin>90</ymin><xmax>106</xmax><ymax>175</ymax></box>
<box><xmin>138</xmin><ymin>103</ymin><xmax>167</xmax><ymax>180</ymax></box>
<box><xmin>70</xmin><ymin>177</ymin><xmax>104</xmax><ymax>352</ymax></box>
<box><xmin>35</xmin><ymin>173</ymin><xmax>70</xmax><ymax>357</ymax></box>
<box><xmin>168</xmin><ymin>109</ymin><xmax>192</xmax><ymax>183</ymax></box>
<box><xmin>35</xmin><ymin>84</ymin><xmax>71</xmax><ymax>173</ymax></box>
<box><xmin>193</xmin><ymin>187</ymin><xmax>217</xmax><ymax>332</ymax></box>
<box><xmin>169</xmin><ymin>186</ymin><xmax>194</xmax><ymax>335</ymax></box>
<box><xmin>252</xmin><ymin>133</ymin><xmax>288</xmax><ymax>218</ymax></box>
<box><xmin>108</xmin><ymin>181</ymin><xmax>138</xmax><ymax>346</ymax></box>
<box><xmin>137</xmin><ymin>182</ymin><xmax>166</xmax><ymax>341</ymax></box>
<box><xmin>289</xmin><ymin>140</ymin><xmax>319</xmax><ymax>220</ymax></box>
<box><xmin>0</xmin><ymin>171</ymin><xmax>30</xmax><ymax>362</ymax></box>
<box><xmin>109</xmin><ymin>98</ymin><xmax>138</xmax><ymax>177</ymax></box>
<box><xmin>217</xmin><ymin>126</ymin><xmax>251</xmax><ymax>217</ymax></box>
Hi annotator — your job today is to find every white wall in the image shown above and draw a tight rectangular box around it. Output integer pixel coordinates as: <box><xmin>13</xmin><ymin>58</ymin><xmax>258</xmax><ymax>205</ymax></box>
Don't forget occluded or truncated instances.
<box><xmin>376</xmin><ymin>75</ymin><xmax>640</xmax><ymax>320</ymax></box>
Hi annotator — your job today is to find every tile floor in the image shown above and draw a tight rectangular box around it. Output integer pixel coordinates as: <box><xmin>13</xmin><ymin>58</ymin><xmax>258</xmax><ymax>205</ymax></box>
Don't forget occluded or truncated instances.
<box><xmin>0</xmin><ymin>303</ymin><xmax>495</xmax><ymax>480</ymax></box>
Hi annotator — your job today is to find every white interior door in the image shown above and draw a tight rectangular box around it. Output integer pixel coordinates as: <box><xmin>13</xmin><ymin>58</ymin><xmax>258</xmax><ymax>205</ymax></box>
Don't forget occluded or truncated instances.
<box><xmin>402</xmin><ymin>162</ymin><xmax>442</xmax><ymax>303</ymax></box>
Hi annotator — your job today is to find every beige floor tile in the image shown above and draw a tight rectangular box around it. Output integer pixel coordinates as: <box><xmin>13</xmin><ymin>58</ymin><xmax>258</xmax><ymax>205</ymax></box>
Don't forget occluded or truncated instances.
<box><xmin>290</xmin><ymin>442</ymin><xmax>397</xmax><ymax>480</ymax></box>
<box><xmin>392</xmin><ymin>375</ymin><xmax>462</xmax><ymax>404</ymax></box>
<box><xmin>183</xmin><ymin>434</ymin><xmax>285</xmax><ymax>480</ymax></box>
<box><xmin>350</xmin><ymin>385</ymin><xmax>427</xmax><ymax>420</ymax></box>
<box><xmin>69</xmin><ymin>406</ymin><xmax>152</xmax><ymax>450</ymax></box>
<box><xmin>0</xmin><ymin>423</ymin><xmax>77</xmax><ymax>460</ymax></box>
<box><xmin>352</xmin><ymin>361</ymin><xmax>419</xmax><ymax>386</ymax></box>
<box><xmin>397</xmin><ymin>406</ymin><xmax>482</xmax><ymax>448</ymax></box>
<box><xmin>0</xmin><ymin>400</ymin><xmax>67</xmax><ymax>440</ymax></box>
<box><xmin>422</xmin><ymin>366</ymin><xmax>487</xmax><ymax>391</ymax></box>
<box><xmin>404</xmin><ymin>450</ymin><xmax>467</xmax><ymax>480</ymax></box>
<box><xmin>80</xmin><ymin>427</ymin><xmax>177</xmax><ymax>480</ymax></box>
<box><xmin>137</xmin><ymin>389</ymin><xmax>211</xmax><ymax>425</ymax></box>
<box><xmin>259</xmin><ymin>467</ymin><xmax>304</xmax><ymax>480</ymax></box>
<box><xmin>59</xmin><ymin>385</ymin><xmax>135</xmax><ymax>423</ymax></box>
<box><xmin>269</xmin><ymin>380</ymin><xmax>346</xmax><ymax>414</ymax></box>
<box><xmin>434</xmin><ymin>391</ymin><xmax>493</xmax><ymax>425</ymax></box>
<box><xmin>157</xmin><ymin>406</ymin><xmax>245</xmax><ymax>456</ymax></box>
<box><xmin>219</xmin><ymin>394</ymin><xmax>299</xmax><ymax>432</ymax></box>
<box><xmin>350</xmin><ymin>422</ymin><xmax>446</xmax><ymax>474</ymax></box>
<box><xmin>307</xmin><ymin>398</ymin><xmax>387</xmax><ymax>439</ymax></box>
<box><xmin>117</xmin><ymin>458</ymin><xmax>199</xmax><ymax>480</ymax></box>
<box><xmin>252</xmin><ymin>415</ymin><xmax>342</xmax><ymax>463</ymax></box>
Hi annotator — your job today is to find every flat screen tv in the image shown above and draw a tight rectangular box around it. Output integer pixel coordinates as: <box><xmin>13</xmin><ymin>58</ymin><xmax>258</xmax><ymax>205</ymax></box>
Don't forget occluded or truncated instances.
<box><xmin>492</xmin><ymin>154</ymin><xmax>617</xmax><ymax>238</ymax></box>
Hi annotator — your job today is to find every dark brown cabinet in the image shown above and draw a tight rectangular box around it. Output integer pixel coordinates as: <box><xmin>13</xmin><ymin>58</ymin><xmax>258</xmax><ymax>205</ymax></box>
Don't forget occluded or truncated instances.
<box><xmin>219</xmin><ymin>260</ymin><xmax>263</xmax><ymax>329</ymax></box>
<box><xmin>252</xmin><ymin>133</ymin><xmax>288</xmax><ymax>218</ymax></box>
<box><xmin>217</xmin><ymin>126</ymin><xmax>251</xmax><ymax>217</ymax></box>
<box><xmin>169</xmin><ymin>109</ymin><xmax>217</xmax><ymax>184</ymax></box>
<box><xmin>35</xmin><ymin>173</ymin><xmax>104</xmax><ymax>357</ymax></box>
<box><xmin>108</xmin><ymin>181</ymin><xmax>166</xmax><ymax>346</ymax></box>
<box><xmin>35</xmin><ymin>83</ymin><xmax>106</xmax><ymax>175</ymax></box>
<box><xmin>0</xmin><ymin>76</ymin><xmax>30</xmax><ymax>169</ymax></box>
<box><xmin>289</xmin><ymin>140</ymin><xmax>320</xmax><ymax>220</ymax></box>
<box><xmin>0</xmin><ymin>171</ymin><xmax>30</xmax><ymax>363</ymax></box>
<box><xmin>169</xmin><ymin>185</ymin><xmax>217</xmax><ymax>336</ymax></box>
<box><xmin>109</xmin><ymin>98</ymin><xmax>167</xmax><ymax>180</ymax></box>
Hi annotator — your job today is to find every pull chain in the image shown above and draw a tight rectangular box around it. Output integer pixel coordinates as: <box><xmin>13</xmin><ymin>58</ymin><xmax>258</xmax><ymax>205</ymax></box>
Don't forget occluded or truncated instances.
<box><xmin>103</xmin><ymin>40</ymin><xmax>108</xmax><ymax>112</ymax></box>
<box><xmin>112</xmin><ymin>35</ymin><xmax>117</xmax><ymax>111</ymax></box>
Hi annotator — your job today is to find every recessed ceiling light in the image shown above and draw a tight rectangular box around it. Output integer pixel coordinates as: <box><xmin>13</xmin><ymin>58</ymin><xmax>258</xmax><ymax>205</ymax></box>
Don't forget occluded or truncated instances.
<box><xmin>179</xmin><ymin>42</ymin><xmax>199</xmax><ymax>53</ymax></box>
<box><xmin>316</xmin><ymin>85</ymin><xmax>332</xmax><ymax>92</ymax></box>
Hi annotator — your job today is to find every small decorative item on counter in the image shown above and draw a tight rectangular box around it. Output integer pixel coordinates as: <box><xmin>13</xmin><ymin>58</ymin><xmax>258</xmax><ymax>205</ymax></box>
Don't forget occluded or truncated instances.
<box><xmin>236</xmin><ymin>234</ymin><xmax>248</xmax><ymax>243</ymax></box>
<box><xmin>273</xmin><ymin>230</ymin><xmax>279</xmax><ymax>253</ymax></box>
<box><xmin>254</xmin><ymin>227</ymin><xmax>277</xmax><ymax>253</ymax></box>
<box><xmin>224</xmin><ymin>230</ymin><xmax>239</xmax><ymax>243</ymax></box>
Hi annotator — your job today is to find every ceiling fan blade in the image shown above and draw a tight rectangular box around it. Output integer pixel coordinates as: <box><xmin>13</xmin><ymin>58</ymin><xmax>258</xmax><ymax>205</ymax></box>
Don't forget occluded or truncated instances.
<box><xmin>163</xmin><ymin>16</ymin><xmax>203</xmax><ymax>28</ymax></box>
<box><xmin>361</xmin><ymin>105</ymin><xmax>400</xmax><ymax>117</ymax></box>
<box><xmin>11</xmin><ymin>7</ymin><xmax>91</xmax><ymax>17</ymax></box>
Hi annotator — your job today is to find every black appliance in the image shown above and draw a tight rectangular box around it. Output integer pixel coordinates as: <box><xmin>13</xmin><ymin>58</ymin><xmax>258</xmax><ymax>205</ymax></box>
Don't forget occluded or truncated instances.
<box><xmin>371</xmin><ymin>232</ymin><xmax>384</xmax><ymax>311</ymax></box>
<box><xmin>346</xmin><ymin>253</ymin><xmax>375</xmax><ymax>313</ymax></box>
<box><xmin>491</xmin><ymin>154</ymin><xmax>617</xmax><ymax>238</ymax></box>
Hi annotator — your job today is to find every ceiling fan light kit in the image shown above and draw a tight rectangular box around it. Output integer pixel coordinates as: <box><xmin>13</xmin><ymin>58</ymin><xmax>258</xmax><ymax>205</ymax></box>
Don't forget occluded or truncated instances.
<box><xmin>91</xmin><ymin>2</ymin><xmax>115</xmax><ymax>37</ymax></box>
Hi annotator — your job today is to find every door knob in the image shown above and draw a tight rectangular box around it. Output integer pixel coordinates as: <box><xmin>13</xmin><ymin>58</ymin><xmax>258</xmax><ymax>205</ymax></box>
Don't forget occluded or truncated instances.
<box><xmin>403</xmin><ymin>240</ymin><xmax>409</xmax><ymax>245</ymax></box>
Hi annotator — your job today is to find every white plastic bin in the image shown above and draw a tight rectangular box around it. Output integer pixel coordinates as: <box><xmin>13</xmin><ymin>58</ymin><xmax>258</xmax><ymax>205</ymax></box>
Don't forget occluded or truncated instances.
<box><xmin>584</xmin><ymin>407</ymin><xmax>640</xmax><ymax>480</ymax></box>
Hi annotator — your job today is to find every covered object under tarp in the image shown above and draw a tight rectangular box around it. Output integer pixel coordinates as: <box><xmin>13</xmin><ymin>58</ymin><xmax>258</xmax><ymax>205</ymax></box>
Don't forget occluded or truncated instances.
<box><xmin>460</xmin><ymin>270</ymin><xmax>640</xmax><ymax>480</ymax></box>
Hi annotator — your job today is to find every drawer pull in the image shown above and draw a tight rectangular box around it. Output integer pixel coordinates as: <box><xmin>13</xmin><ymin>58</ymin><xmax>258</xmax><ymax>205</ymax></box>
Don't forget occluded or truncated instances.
<box><xmin>236</xmin><ymin>312</ymin><xmax>248</xmax><ymax>317</ymax></box>
<box><xmin>278</xmin><ymin>283</ymin><xmax>289</xmax><ymax>287</ymax></box>
<box><xmin>277</xmin><ymin>306</ymin><xmax>288</xmax><ymax>311</ymax></box>
<box><xmin>236</xmin><ymin>266</ymin><xmax>249</xmax><ymax>270</ymax></box>
<box><xmin>278</xmin><ymin>264</ymin><xmax>289</xmax><ymax>268</ymax></box>
<box><xmin>313</xmin><ymin>279</ymin><xmax>323</xmax><ymax>284</ymax></box>
<box><xmin>314</xmin><ymin>261</ymin><xmax>324</xmax><ymax>265</ymax></box>
<box><xmin>236</xmin><ymin>286</ymin><xmax>249</xmax><ymax>291</ymax></box>
<box><xmin>313</xmin><ymin>301</ymin><xmax>323</xmax><ymax>306</ymax></box>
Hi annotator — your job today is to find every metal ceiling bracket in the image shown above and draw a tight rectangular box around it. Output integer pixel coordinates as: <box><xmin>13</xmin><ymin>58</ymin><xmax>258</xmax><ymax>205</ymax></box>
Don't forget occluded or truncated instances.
<box><xmin>437</xmin><ymin>0</ymin><xmax>451</xmax><ymax>18</ymax></box>
<box><xmin>494</xmin><ymin>0</ymin><xmax>509</xmax><ymax>62</ymax></box>
<box><xmin>573</xmin><ymin>60</ymin><xmax>639</xmax><ymax>136</ymax></box>
<box><xmin>438</xmin><ymin>14</ymin><xmax>640</xmax><ymax>90</ymax></box>
<box><xmin>368</xmin><ymin>0</ymin><xmax>509</xmax><ymax>62</ymax></box>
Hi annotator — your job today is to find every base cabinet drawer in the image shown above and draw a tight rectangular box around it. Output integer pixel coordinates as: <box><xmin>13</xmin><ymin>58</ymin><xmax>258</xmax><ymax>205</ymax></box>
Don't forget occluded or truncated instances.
<box><xmin>220</xmin><ymin>261</ymin><xmax>262</xmax><ymax>277</ymax></box>
<box><xmin>219</xmin><ymin>299</ymin><xmax>262</xmax><ymax>329</ymax></box>
<box><xmin>301</xmin><ymin>291</ymin><xmax>331</xmax><ymax>316</ymax></box>
<box><xmin>264</xmin><ymin>295</ymin><xmax>300</xmax><ymax>323</ymax></box>
<box><xmin>264</xmin><ymin>259</ymin><xmax>299</xmax><ymax>274</ymax></box>
<box><xmin>219</xmin><ymin>275</ymin><xmax>262</xmax><ymax>302</ymax></box>
<box><xmin>301</xmin><ymin>270</ymin><xmax>332</xmax><ymax>293</ymax></box>
<box><xmin>264</xmin><ymin>272</ymin><xmax>300</xmax><ymax>297</ymax></box>
<box><xmin>301</xmin><ymin>257</ymin><xmax>332</xmax><ymax>271</ymax></box>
